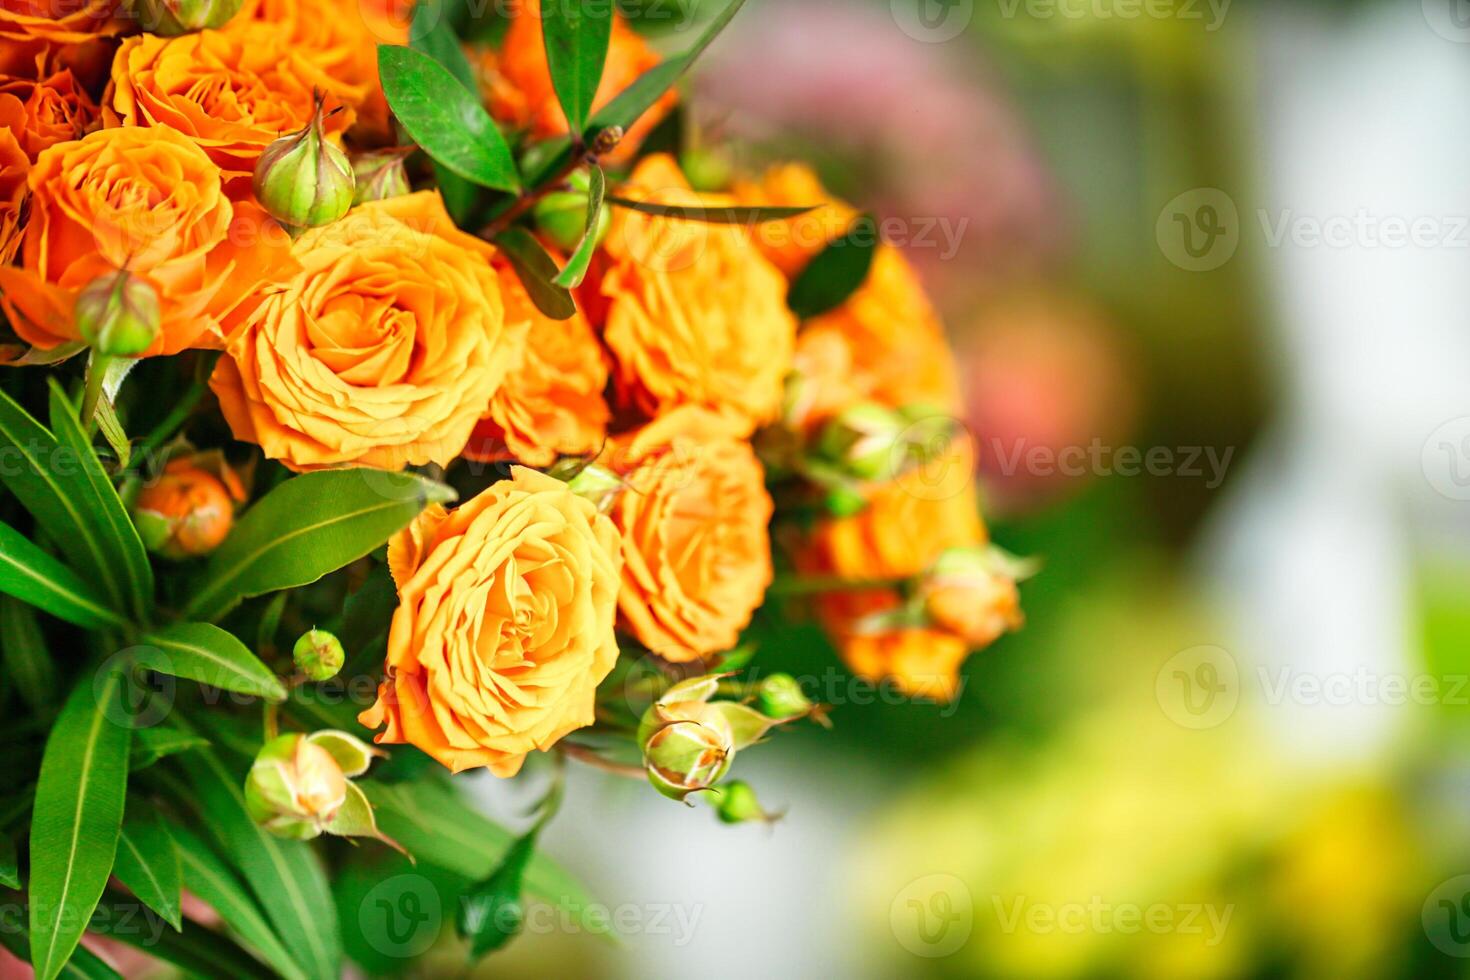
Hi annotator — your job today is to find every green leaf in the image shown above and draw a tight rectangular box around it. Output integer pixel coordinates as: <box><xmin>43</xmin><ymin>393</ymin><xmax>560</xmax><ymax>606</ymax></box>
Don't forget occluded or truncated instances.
<box><xmin>0</xmin><ymin>830</ymin><xmax>17</xmax><ymax>888</ymax></box>
<box><xmin>169</xmin><ymin>826</ymin><xmax>307</xmax><ymax>980</ymax></box>
<box><xmin>130</xmin><ymin>725</ymin><xmax>209</xmax><ymax>771</ymax></box>
<box><xmin>134</xmin><ymin>622</ymin><xmax>286</xmax><ymax>702</ymax></box>
<box><xmin>605</xmin><ymin>196</ymin><xmax>818</xmax><ymax>224</ymax></box>
<box><xmin>786</xmin><ymin>214</ymin><xmax>880</xmax><ymax>319</ymax></box>
<box><xmin>586</xmin><ymin>0</ymin><xmax>748</xmax><ymax>138</ymax></box>
<box><xmin>114</xmin><ymin>799</ymin><xmax>182</xmax><ymax>931</ymax></box>
<box><xmin>0</xmin><ymin>595</ymin><xmax>56</xmax><ymax>710</ymax></box>
<box><xmin>173</xmin><ymin>745</ymin><xmax>340</xmax><ymax>980</ymax></box>
<box><xmin>0</xmin><ymin>386</ymin><xmax>142</xmax><ymax>620</ymax></box>
<box><xmin>457</xmin><ymin>829</ymin><xmax>537</xmax><ymax>958</ymax></box>
<box><xmin>378</xmin><ymin>44</ymin><xmax>521</xmax><ymax>193</ymax></box>
<box><xmin>92</xmin><ymin>890</ymin><xmax>278</xmax><ymax>980</ymax></box>
<box><xmin>181</xmin><ymin>469</ymin><xmax>455</xmax><ymax>623</ymax></box>
<box><xmin>0</xmin><ymin>923</ymin><xmax>122</xmax><ymax>980</ymax></box>
<box><xmin>28</xmin><ymin>669</ymin><xmax>132</xmax><ymax>980</ymax></box>
<box><xmin>47</xmin><ymin>381</ymin><xmax>153</xmax><ymax>622</ymax></box>
<box><xmin>0</xmin><ymin>521</ymin><xmax>129</xmax><ymax>629</ymax></box>
<box><xmin>553</xmin><ymin>164</ymin><xmax>606</xmax><ymax>289</ymax></box>
<box><xmin>361</xmin><ymin>779</ymin><xmax>593</xmax><ymax>905</ymax></box>
<box><xmin>543</xmin><ymin>0</ymin><xmax>613</xmax><ymax>134</ymax></box>
<box><xmin>408</xmin><ymin>0</ymin><xmax>487</xmax><ymax>225</ymax></box>
<box><xmin>495</xmin><ymin>227</ymin><xmax>579</xmax><ymax>321</ymax></box>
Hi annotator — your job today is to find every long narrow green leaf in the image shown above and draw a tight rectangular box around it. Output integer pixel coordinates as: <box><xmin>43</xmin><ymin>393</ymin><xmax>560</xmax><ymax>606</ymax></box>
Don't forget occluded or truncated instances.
<box><xmin>786</xmin><ymin>213</ymin><xmax>880</xmax><ymax>319</ymax></box>
<box><xmin>114</xmin><ymin>800</ymin><xmax>182</xmax><ymax>931</ymax></box>
<box><xmin>586</xmin><ymin>0</ymin><xmax>748</xmax><ymax>138</ymax></box>
<box><xmin>169</xmin><ymin>826</ymin><xmax>307</xmax><ymax>980</ymax></box>
<box><xmin>181</xmin><ymin>469</ymin><xmax>454</xmax><ymax>623</ymax></box>
<box><xmin>0</xmin><ymin>387</ymin><xmax>134</xmax><ymax>618</ymax></box>
<box><xmin>173</xmin><ymin>746</ymin><xmax>340</xmax><ymax>980</ymax></box>
<box><xmin>92</xmin><ymin>890</ymin><xmax>278</xmax><ymax>980</ymax></box>
<box><xmin>0</xmin><ymin>830</ymin><xmax>17</xmax><ymax>888</ymax></box>
<box><xmin>0</xmin><ymin>522</ymin><xmax>130</xmax><ymax>630</ymax></box>
<box><xmin>379</xmin><ymin>44</ymin><xmax>521</xmax><ymax>193</ymax></box>
<box><xmin>409</xmin><ymin>0</ymin><xmax>486</xmax><ymax>224</ymax></box>
<box><xmin>47</xmin><ymin>381</ymin><xmax>153</xmax><ymax>622</ymax></box>
<box><xmin>543</xmin><ymin>0</ymin><xmax>613</xmax><ymax>133</ymax></box>
<box><xmin>29</xmin><ymin>669</ymin><xmax>132</xmax><ymax>980</ymax></box>
<box><xmin>0</xmin><ymin>925</ymin><xmax>122</xmax><ymax>980</ymax></box>
<box><xmin>134</xmin><ymin>623</ymin><xmax>286</xmax><ymax>702</ymax></box>
<box><xmin>605</xmin><ymin>196</ymin><xmax>819</xmax><ymax>225</ymax></box>
<box><xmin>130</xmin><ymin>726</ymin><xmax>209</xmax><ymax>771</ymax></box>
<box><xmin>553</xmin><ymin>164</ymin><xmax>606</xmax><ymax>289</ymax></box>
<box><xmin>495</xmin><ymin>227</ymin><xmax>579</xmax><ymax>321</ymax></box>
<box><xmin>0</xmin><ymin>595</ymin><xmax>56</xmax><ymax>710</ymax></box>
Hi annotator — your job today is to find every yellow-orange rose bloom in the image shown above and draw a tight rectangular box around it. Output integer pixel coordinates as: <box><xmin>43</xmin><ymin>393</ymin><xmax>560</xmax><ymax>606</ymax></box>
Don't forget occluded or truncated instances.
<box><xmin>211</xmin><ymin>192</ymin><xmax>524</xmax><ymax>472</ymax></box>
<box><xmin>734</xmin><ymin>162</ymin><xmax>858</xmax><ymax>279</ymax></box>
<box><xmin>841</xmin><ymin>627</ymin><xmax>971</xmax><ymax>702</ymax></box>
<box><xmin>104</xmin><ymin>26</ymin><xmax>353</xmax><ymax>185</ymax></box>
<box><xmin>0</xmin><ymin>125</ymin><xmax>291</xmax><ymax>355</ymax></box>
<box><xmin>0</xmin><ymin>66</ymin><xmax>96</xmax><ymax>159</ymax></box>
<box><xmin>0</xmin><ymin>123</ymin><xmax>23</xmax><ymax>265</ymax></box>
<box><xmin>359</xmin><ymin>467</ymin><xmax>623</xmax><ymax>775</ymax></box>
<box><xmin>599</xmin><ymin>154</ymin><xmax>796</xmax><ymax>435</ymax></box>
<box><xmin>478</xmin><ymin>0</ymin><xmax>673</xmax><ymax>161</ymax></box>
<box><xmin>463</xmin><ymin>257</ymin><xmax>610</xmax><ymax>468</ymax></box>
<box><xmin>604</xmin><ymin>407</ymin><xmax>774</xmax><ymax>663</ymax></box>
<box><xmin>0</xmin><ymin>0</ymin><xmax>128</xmax><ymax>89</ymax></box>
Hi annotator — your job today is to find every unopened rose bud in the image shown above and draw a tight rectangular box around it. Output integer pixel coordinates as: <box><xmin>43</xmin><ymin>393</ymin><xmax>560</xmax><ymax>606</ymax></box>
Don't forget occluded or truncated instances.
<box><xmin>920</xmin><ymin>547</ymin><xmax>1026</xmax><ymax>649</ymax></box>
<box><xmin>254</xmin><ymin>99</ymin><xmax>354</xmax><ymax>231</ymax></box>
<box><xmin>75</xmin><ymin>269</ymin><xmax>159</xmax><ymax>358</ymax></box>
<box><xmin>132</xmin><ymin>457</ymin><xmax>243</xmax><ymax>560</ymax></box>
<box><xmin>562</xmin><ymin>462</ymin><xmax>623</xmax><ymax>512</ymax></box>
<box><xmin>824</xmin><ymin>485</ymin><xmax>867</xmax><ymax>518</ymax></box>
<box><xmin>245</xmin><ymin>733</ymin><xmax>348</xmax><ymax>840</ymax></box>
<box><xmin>533</xmin><ymin>169</ymin><xmax>610</xmax><ymax>253</ymax></box>
<box><xmin>643</xmin><ymin>719</ymin><xmax>733</xmax><ymax>802</ymax></box>
<box><xmin>680</xmin><ymin>148</ymin><xmax>733</xmax><ymax>193</ymax></box>
<box><xmin>816</xmin><ymin>402</ymin><xmax>906</xmax><ymax>482</ymax></box>
<box><xmin>709</xmin><ymin>781</ymin><xmax>775</xmax><ymax>825</ymax></box>
<box><xmin>351</xmin><ymin>150</ymin><xmax>410</xmax><ymax>205</ymax></box>
<box><xmin>293</xmin><ymin>629</ymin><xmax>344</xmax><ymax>682</ymax></box>
<box><xmin>756</xmin><ymin>673</ymin><xmax>812</xmax><ymax>720</ymax></box>
<box><xmin>128</xmin><ymin>0</ymin><xmax>243</xmax><ymax>34</ymax></box>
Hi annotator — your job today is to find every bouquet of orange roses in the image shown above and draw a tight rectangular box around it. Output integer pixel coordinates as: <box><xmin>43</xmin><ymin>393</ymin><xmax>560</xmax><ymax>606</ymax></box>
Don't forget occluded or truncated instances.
<box><xmin>0</xmin><ymin>0</ymin><xmax>1026</xmax><ymax>974</ymax></box>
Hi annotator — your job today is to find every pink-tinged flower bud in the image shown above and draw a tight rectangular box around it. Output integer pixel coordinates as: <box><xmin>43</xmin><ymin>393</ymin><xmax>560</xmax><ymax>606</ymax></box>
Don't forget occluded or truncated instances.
<box><xmin>919</xmin><ymin>546</ymin><xmax>1029</xmax><ymax>649</ymax></box>
<box><xmin>253</xmin><ymin>100</ymin><xmax>354</xmax><ymax>231</ymax></box>
<box><xmin>533</xmin><ymin>169</ymin><xmax>609</xmax><ymax>253</ymax></box>
<box><xmin>816</xmin><ymin>402</ymin><xmax>906</xmax><ymax>482</ymax></box>
<box><xmin>245</xmin><ymin>734</ymin><xmax>348</xmax><ymax>840</ymax></box>
<box><xmin>75</xmin><ymin>269</ymin><xmax>159</xmax><ymax>358</ymax></box>
<box><xmin>293</xmin><ymin>629</ymin><xmax>345</xmax><ymax>682</ymax></box>
<box><xmin>127</xmin><ymin>0</ymin><xmax>243</xmax><ymax>34</ymax></box>
<box><xmin>351</xmin><ymin>151</ymin><xmax>411</xmax><ymax>205</ymax></box>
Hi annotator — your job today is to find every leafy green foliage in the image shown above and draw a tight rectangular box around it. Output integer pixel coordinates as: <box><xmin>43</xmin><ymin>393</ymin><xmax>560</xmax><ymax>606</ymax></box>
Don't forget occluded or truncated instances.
<box><xmin>181</xmin><ymin>469</ymin><xmax>454</xmax><ymax>623</ymax></box>
<box><xmin>114</xmin><ymin>800</ymin><xmax>183</xmax><ymax>931</ymax></box>
<box><xmin>542</xmin><ymin>0</ymin><xmax>614</xmax><ymax>134</ymax></box>
<box><xmin>787</xmin><ymin>214</ymin><xmax>880</xmax><ymax>319</ymax></box>
<box><xmin>495</xmin><ymin>226</ymin><xmax>580</xmax><ymax>320</ymax></box>
<box><xmin>409</xmin><ymin>0</ymin><xmax>486</xmax><ymax>224</ymax></box>
<box><xmin>134</xmin><ymin>622</ymin><xmax>287</xmax><ymax>702</ymax></box>
<box><xmin>378</xmin><ymin>44</ymin><xmax>521</xmax><ymax>194</ymax></box>
<box><xmin>0</xmin><ymin>522</ymin><xmax>128</xmax><ymax>629</ymax></box>
<box><xmin>606</xmin><ymin>197</ymin><xmax>818</xmax><ymax>224</ymax></box>
<box><xmin>457</xmin><ymin>830</ymin><xmax>538</xmax><ymax>957</ymax></box>
<box><xmin>28</xmin><ymin>669</ymin><xmax>131</xmax><ymax>980</ymax></box>
<box><xmin>0</xmin><ymin>596</ymin><xmax>56</xmax><ymax>712</ymax></box>
<box><xmin>553</xmin><ymin>164</ymin><xmax>606</xmax><ymax>288</ymax></box>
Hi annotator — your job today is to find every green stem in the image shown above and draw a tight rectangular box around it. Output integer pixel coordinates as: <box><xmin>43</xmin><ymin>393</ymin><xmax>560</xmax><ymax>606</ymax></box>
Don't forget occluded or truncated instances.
<box><xmin>79</xmin><ymin>353</ymin><xmax>112</xmax><ymax>432</ymax></box>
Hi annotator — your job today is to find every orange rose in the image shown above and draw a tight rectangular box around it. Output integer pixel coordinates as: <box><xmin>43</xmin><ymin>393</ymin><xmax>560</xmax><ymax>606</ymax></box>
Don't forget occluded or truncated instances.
<box><xmin>477</xmin><ymin>0</ymin><xmax>673</xmax><ymax>160</ymax></box>
<box><xmin>603</xmin><ymin>407</ymin><xmax>773</xmax><ymax>663</ymax></box>
<box><xmin>462</xmin><ymin>258</ymin><xmax>610</xmax><ymax>468</ymax></box>
<box><xmin>104</xmin><ymin>26</ymin><xmax>353</xmax><ymax>185</ymax></box>
<box><xmin>839</xmin><ymin>627</ymin><xmax>970</xmax><ymax>702</ymax></box>
<box><xmin>0</xmin><ymin>125</ymin><xmax>290</xmax><ymax>355</ymax></box>
<box><xmin>599</xmin><ymin>154</ymin><xmax>796</xmax><ymax>435</ymax></box>
<box><xmin>0</xmin><ymin>65</ymin><xmax>97</xmax><ymax>159</ymax></box>
<box><xmin>0</xmin><ymin>124</ymin><xmax>24</xmax><ymax>265</ymax></box>
<box><xmin>0</xmin><ymin>0</ymin><xmax>128</xmax><ymax>89</ymax></box>
<box><xmin>733</xmin><ymin>162</ymin><xmax>858</xmax><ymax>279</ymax></box>
<box><xmin>359</xmin><ymin>466</ymin><xmax>623</xmax><ymax>775</ymax></box>
<box><xmin>211</xmin><ymin>192</ymin><xmax>525</xmax><ymax>471</ymax></box>
<box><xmin>232</xmin><ymin>0</ymin><xmax>406</xmax><ymax>140</ymax></box>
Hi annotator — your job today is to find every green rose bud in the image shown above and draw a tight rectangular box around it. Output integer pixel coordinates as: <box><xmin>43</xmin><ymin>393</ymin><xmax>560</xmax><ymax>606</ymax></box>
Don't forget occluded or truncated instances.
<box><xmin>293</xmin><ymin>629</ymin><xmax>345</xmax><ymax>682</ymax></box>
<box><xmin>816</xmin><ymin>402</ymin><xmax>906</xmax><ymax>482</ymax></box>
<box><xmin>680</xmin><ymin>148</ymin><xmax>734</xmax><ymax>193</ymax></box>
<box><xmin>253</xmin><ymin>99</ymin><xmax>355</xmax><ymax>231</ymax></box>
<box><xmin>644</xmin><ymin>719</ymin><xmax>733</xmax><ymax>802</ymax></box>
<box><xmin>75</xmin><ymin>269</ymin><xmax>160</xmax><ymax>358</ymax></box>
<box><xmin>128</xmin><ymin>0</ymin><xmax>243</xmax><ymax>34</ymax></box>
<box><xmin>756</xmin><ymin>673</ymin><xmax>812</xmax><ymax>720</ymax></box>
<box><xmin>563</xmin><ymin>463</ymin><xmax>624</xmax><ymax>512</ymax></box>
<box><xmin>824</xmin><ymin>484</ymin><xmax>868</xmax><ymax>518</ymax></box>
<box><xmin>245</xmin><ymin>733</ymin><xmax>348</xmax><ymax>840</ymax></box>
<box><xmin>351</xmin><ymin>150</ymin><xmax>411</xmax><ymax>205</ymax></box>
<box><xmin>533</xmin><ymin>169</ymin><xmax>609</xmax><ymax>253</ymax></box>
<box><xmin>709</xmin><ymin>780</ymin><xmax>774</xmax><ymax>825</ymax></box>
